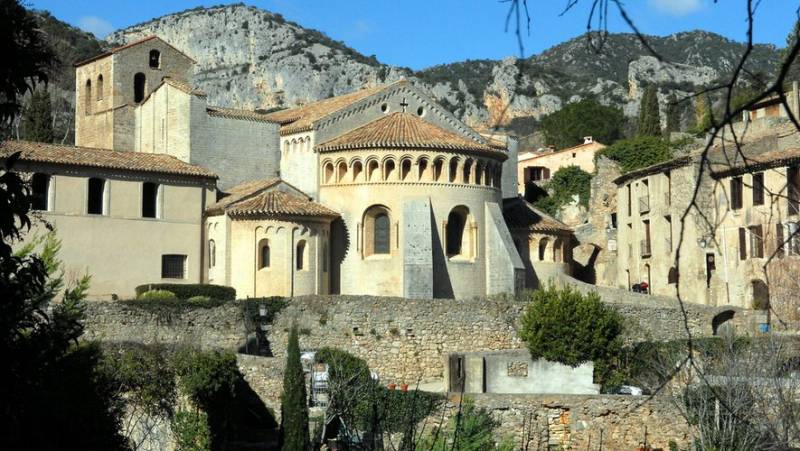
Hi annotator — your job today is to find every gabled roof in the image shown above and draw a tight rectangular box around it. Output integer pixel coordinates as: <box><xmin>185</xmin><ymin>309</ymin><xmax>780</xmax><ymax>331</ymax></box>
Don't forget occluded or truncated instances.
<box><xmin>261</xmin><ymin>81</ymin><xmax>402</xmax><ymax>135</ymax></box>
<box><xmin>502</xmin><ymin>197</ymin><xmax>572</xmax><ymax>233</ymax></box>
<box><xmin>205</xmin><ymin>106</ymin><xmax>279</xmax><ymax>123</ymax></box>
<box><xmin>315</xmin><ymin>112</ymin><xmax>506</xmax><ymax>158</ymax></box>
<box><xmin>206</xmin><ymin>178</ymin><xmax>339</xmax><ymax>219</ymax></box>
<box><xmin>1</xmin><ymin>140</ymin><xmax>217</xmax><ymax>179</ymax></box>
<box><xmin>519</xmin><ymin>140</ymin><xmax>606</xmax><ymax>163</ymax></box>
<box><xmin>74</xmin><ymin>35</ymin><xmax>196</xmax><ymax>67</ymax></box>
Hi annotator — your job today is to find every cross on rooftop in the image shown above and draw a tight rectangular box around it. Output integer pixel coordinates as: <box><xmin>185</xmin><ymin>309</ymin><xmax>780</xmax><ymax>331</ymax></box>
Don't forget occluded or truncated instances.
<box><xmin>400</xmin><ymin>97</ymin><xmax>409</xmax><ymax>112</ymax></box>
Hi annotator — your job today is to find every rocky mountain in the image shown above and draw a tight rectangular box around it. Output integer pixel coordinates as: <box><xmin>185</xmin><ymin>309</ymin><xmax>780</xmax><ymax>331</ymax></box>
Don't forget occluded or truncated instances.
<box><xmin>36</xmin><ymin>3</ymin><xmax>782</xmax><ymax>143</ymax></box>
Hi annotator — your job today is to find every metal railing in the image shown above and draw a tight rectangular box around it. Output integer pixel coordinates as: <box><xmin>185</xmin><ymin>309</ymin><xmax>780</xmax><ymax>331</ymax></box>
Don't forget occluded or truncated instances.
<box><xmin>639</xmin><ymin>196</ymin><xmax>650</xmax><ymax>214</ymax></box>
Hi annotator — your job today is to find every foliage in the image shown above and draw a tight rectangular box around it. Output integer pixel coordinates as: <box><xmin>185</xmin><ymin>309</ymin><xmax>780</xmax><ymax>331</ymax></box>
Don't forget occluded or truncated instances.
<box><xmin>281</xmin><ymin>325</ymin><xmax>310</xmax><ymax>451</ymax></box>
<box><xmin>102</xmin><ymin>343</ymin><xmax>177</xmax><ymax>419</ymax></box>
<box><xmin>417</xmin><ymin>398</ymin><xmax>501</xmax><ymax>451</ymax></box>
<box><xmin>134</xmin><ymin>283</ymin><xmax>236</xmax><ymax>300</ymax></box>
<box><xmin>0</xmin><ymin>0</ymin><xmax>57</xmax><ymax>128</ymax></box>
<box><xmin>188</xmin><ymin>295</ymin><xmax>212</xmax><ymax>303</ymax></box>
<box><xmin>595</xmin><ymin>135</ymin><xmax>673</xmax><ymax>174</ymax></box>
<box><xmin>539</xmin><ymin>98</ymin><xmax>625</xmax><ymax>149</ymax></box>
<box><xmin>518</xmin><ymin>286</ymin><xmax>623</xmax><ymax>387</ymax></box>
<box><xmin>637</xmin><ymin>85</ymin><xmax>662</xmax><ymax>137</ymax></box>
<box><xmin>533</xmin><ymin>165</ymin><xmax>592</xmax><ymax>216</ymax></box>
<box><xmin>240</xmin><ymin>296</ymin><xmax>289</xmax><ymax>331</ymax></box>
<box><xmin>20</xmin><ymin>88</ymin><xmax>54</xmax><ymax>142</ymax></box>
<box><xmin>665</xmin><ymin>93</ymin><xmax>681</xmax><ymax>134</ymax></box>
<box><xmin>172</xmin><ymin>410</ymin><xmax>212</xmax><ymax>451</ymax></box>
<box><xmin>138</xmin><ymin>289</ymin><xmax>178</xmax><ymax>301</ymax></box>
<box><xmin>691</xmin><ymin>94</ymin><xmax>712</xmax><ymax>134</ymax></box>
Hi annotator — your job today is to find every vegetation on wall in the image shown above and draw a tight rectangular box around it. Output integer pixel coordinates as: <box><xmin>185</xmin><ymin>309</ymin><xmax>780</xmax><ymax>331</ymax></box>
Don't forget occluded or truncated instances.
<box><xmin>518</xmin><ymin>286</ymin><xmax>624</xmax><ymax>388</ymax></box>
<box><xmin>595</xmin><ymin>135</ymin><xmax>673</xmax><ymax>174</ymax></box>
<box><xmin>539</xmin><ymin>98</ymin><xmax>625</xmax><ymax>149</ymax></box>
<box><xmin>533</xmin><ymin>165</ymin><xmax>592</xmax><ymax>216</ymax></box>
<box><xmin>134</xmin><ymin>283</ymin><xmax>236</xmax><ymax>301</ymax></box>
<box><xmin>417</xmin><ymin>398</ymin><xmax>513</xmax><ymax>451</ymax></box>
<box><xmin>637</xmin><ymin>85</ymin><xmax>662</xmax><ymax>137</ymax></box>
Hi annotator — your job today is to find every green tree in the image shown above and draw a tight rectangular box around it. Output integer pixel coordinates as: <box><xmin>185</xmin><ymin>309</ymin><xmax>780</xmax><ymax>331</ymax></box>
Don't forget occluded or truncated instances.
<box><xmin>637</xmin><ymin>85</ymin><xmax>662</xmax><ymax>136</ymax></box>
<box><xmin>692</xmin><ymin>93</ymin><xmax>712</xmax><ymax>134</ymax></box>
<box><xmin>533</xmin><ymin>165</ymin><xmax>592</xmax><ymax>216</ymax></box>
<box><xmin>595</xmin><ymin>135</ymin><xmax>673</xmax><ymax>174</ymax></box>
<box><xmin>281</xmin><ymin>325</ymin><xmax>310</xmax><ymax>451</ymax></box>
<box><xmin>20</xmin><ymin>88</ymin><xmax>54</xmax><ymax>142</ymax></box>
<box><xmin>539</xmin><ymin>98</ymin><xmax>625</xmax><ymax>149</ymax></box>
<box><xmin>518</xmin><ymin>286</ymin><xmax>624</xmax><ymax>387</ymax></box>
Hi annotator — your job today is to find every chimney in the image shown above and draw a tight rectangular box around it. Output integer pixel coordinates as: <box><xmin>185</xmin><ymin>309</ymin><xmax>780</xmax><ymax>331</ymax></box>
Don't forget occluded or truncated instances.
<box><xmin>583</xmin><ymin>136</ymin><xmax>593</xmax><ymax>144</ymax></box>
<box><xmin>547</xmin><ymin>144</ymin><xmax>556</xmax><ymax>152</ymax></box>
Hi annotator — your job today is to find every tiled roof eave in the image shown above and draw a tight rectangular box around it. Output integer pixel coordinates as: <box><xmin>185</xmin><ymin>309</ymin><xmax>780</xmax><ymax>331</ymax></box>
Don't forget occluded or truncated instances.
<box><xmin>15</xmin><ymin>157</ymin><xmax>218</xmax><ymax>180</ymax></box>
<box><xmin>315</xmin><ymin>143</ymin><xmax>507</xmax><ymax>160</ymax></box>
<box><xmin>710</xmin><ymin>154</ymin><xmax>800</xmax><ymax>179</ymax></box>
<box><xmin>226</xmin><ymin>210</ymin><xmax>339</xmax><ymax>220</ymax></box>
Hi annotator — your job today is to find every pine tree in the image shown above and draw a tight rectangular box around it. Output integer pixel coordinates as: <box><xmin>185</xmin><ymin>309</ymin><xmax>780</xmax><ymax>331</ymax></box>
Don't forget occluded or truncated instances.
<box><xmin>637</xmin><ymin>85</ymin><xmax>662</xmax><ymax>136</ymax></box>
<box><xmin>20</xmin><ymin>88</ymin><xmax>54</xmax><ymax>143</ymax></box>
<box><xmin>665</xmin><ymin>93</ymin><xmax>681</xmax><ymax>135</ymax></box>
<box><xmin>281</xmin><ymin>325</ymin><xmax>310</xmax><ymax>451</ymax></box>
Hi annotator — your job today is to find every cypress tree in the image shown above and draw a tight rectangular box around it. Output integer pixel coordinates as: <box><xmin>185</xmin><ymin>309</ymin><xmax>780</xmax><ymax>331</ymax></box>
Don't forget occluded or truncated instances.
<box><xmin>694</xmin><ymin>94</ymin><xmax>712</xmax><ymax>133</ymax></box>
<box><xmin>637</xmin><ymin>85</ymin><xmax>661</xmax><ymax>136</ymax></box>
<box><xmin>20</xmin><ymin>88</ymin><xmax>54</xmax><ymax>143</ymax></box>
<box><xmin>281</xmin><ymin>325</ymin><xmax>310</xmax><ymax>451</ymax></box>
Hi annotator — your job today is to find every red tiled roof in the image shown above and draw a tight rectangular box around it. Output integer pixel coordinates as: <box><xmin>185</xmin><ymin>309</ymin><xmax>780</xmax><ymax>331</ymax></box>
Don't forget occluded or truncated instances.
<box><xmin>205</xmin><ymin>106</ymin><xmax>279</xmax><ymax>123</ymax></box>
<box><xmin>74</xmin><ymin>35</ymin><xmax>196</xmax><ymax>67</ymax></box>
<box><xmin>502</xmin><ymin>197</ymin><xmax>572</xmax><ymax>233</ymax></box>
<box><xmin>315</xmin><ymin>112</ymin><xmax>505</xmax><ymax>159</ymax></box>
<box><xmin>1</xmin><ymin>140</ymin><xmax>216</xmax><ymax>179</ymax></box>
<box><xmin>206</xmin><ymin>179</ymin><xmax>338</xmax><ymax>219</ymax></box>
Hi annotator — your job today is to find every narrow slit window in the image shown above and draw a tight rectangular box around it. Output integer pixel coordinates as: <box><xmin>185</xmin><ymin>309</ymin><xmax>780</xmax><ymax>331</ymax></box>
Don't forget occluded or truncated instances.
<box><xmin>752</xmin><ymin>172</ymin><xmax>764</xmax><ymax>206</ymax></box>
<box><xmin>142</xmin><ymin>182</ymin><xmax>159</xmax><ymax>218</ymax></box>
<box><xmin>87</xmin><ymin>177</ymin><xmax>105</xmax><ymax>215</ymax></box>
<box><xmin>31</xmin><ymin>173</ymin><xmax>50</xmax><ymax>211</ymax></box>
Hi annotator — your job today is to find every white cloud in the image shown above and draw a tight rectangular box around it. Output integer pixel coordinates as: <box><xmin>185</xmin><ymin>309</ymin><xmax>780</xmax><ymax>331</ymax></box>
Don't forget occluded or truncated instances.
<box><xmin>77</xmin><ymin>16</ymin><xmax>114</xmax><ymax>38</ymax></box>
<box><xmin>649</xmin><ymin>0</ymin><xmax>703</xmax><ymax>16</ymax></box>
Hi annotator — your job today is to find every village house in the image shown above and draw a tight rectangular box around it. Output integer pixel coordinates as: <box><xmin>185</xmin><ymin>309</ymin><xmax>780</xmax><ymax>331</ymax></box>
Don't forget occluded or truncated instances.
<box><xmin>516</xmin><ymin>136</ymin><xmax>606</xmax><ymax>193</ymax></box>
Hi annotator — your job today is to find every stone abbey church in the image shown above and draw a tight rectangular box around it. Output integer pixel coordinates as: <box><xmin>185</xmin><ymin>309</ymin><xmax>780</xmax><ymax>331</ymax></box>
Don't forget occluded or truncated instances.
<box><xmin>5</xmin><ymin>36</ymin><xmax>573</xmax><ymax>300</ymax></box>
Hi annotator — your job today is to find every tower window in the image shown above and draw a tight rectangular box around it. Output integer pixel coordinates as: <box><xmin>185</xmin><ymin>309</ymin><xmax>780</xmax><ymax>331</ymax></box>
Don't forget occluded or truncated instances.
<box><xmin>149</xmin><ymin>49</ymin><xmax>161</xmax><ymax>69</ymax></box>
<box><xmin>96</xmin><ymin>74</ymin><xmax>104</xmax><ymax>100</ymax></box>
<box><xmin>446</xmin><ymin>206</ymin><xmax>469</xmax><ymax>257</ymax></box>
<box><xmin>259</xmin><ymin>239</ymin><xmax>270</xmax><ymax>269</ymax></box>
<box><xmin>134</xmin><ymin>72</ymin><xmax>146</xmax><ymax>103</ymax></box>
<box><xmin>208</xmin><ymin>240</ymin><xmax>216</xmax><ymax>268</ymax></box>
<box><xmin>363</xmin><ymin>205</ymin><xmax>391</xmax><ymax>256</ymax></box>
<box><xmin>84</xmin><ymin>79</ymin><xmax>92</xmax><ymax>115</ymax></box>
<box><xmin>296</xmin><ymin>240</ymin><xmax>306</xmax><ymax>270</ymax></box>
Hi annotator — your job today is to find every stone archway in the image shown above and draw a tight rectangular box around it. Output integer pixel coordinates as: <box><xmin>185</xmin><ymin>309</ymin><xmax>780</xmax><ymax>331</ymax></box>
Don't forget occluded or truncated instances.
<box><xmin>712</xmin><ymin>310</ymin><xmax>736</xmax><ymax>336</ymax></box>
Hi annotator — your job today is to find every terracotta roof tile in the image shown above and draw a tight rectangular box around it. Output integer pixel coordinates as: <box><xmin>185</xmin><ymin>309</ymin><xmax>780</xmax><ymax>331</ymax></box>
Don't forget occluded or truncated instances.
<box><xmin>502</xmin><ymin>197</ymin><xmax>572</xmax><ymax>233</ymax></box>
<box><xmin>1</xmin><ymin>140</ymin><xmax>216</xmax><ymax>179</ymax></box>
<box><xmin>206</xmin><ymin>179</ymin><xmax>338</xmax><ymax>219</ymax></box>
<box><xmin>315</xmin><ymin>112</ymin><xmax>505</xmax><ymax>158</ymax></box>
<box><xmin>261</xmin><ymin>83</ymin><xmax>395</xmax><ymax>135</ymax></box>
<box><xmin>206</xmin><ymin>106</ymin><xmax>279</xmax><ymax>123</ymax></box>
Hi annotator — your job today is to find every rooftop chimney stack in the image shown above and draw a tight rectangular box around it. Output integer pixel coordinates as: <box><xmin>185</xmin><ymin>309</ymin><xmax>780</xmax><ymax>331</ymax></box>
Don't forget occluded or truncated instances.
<box><xmin>583</xmin><ymin>136</ymin><xmax>593</xmax><ymax>144</ymax></box>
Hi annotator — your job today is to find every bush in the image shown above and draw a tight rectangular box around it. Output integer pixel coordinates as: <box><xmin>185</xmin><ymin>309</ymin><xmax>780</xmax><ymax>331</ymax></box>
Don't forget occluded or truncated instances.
<box><xmin>417</xmin><ymin>398</ymin><xmax>503</xmax><ymax>451</ymax></box>
<box><xmin>172</xmin><ymin>410</ymin><xmax>211</xmax><ymax>451</ymax></box>
<box><xmin>533</xmin><ymin>166</ymin><xmax>592</xmax><ymax>216</ymax></box>
<box><xmin>135</xmin><ymin>283</ymin><xmax>236</xmax><ymax>301</ymax></box>
<box><xmin>595</xmin><ymin>135</ymin><xmax>673</xmax><ymax>174</ymax></box>
<box><xmin>138</xmin><ymin>289</ymin><xmax>177</xmax><ymax>301</ymax></box>
<box><xmin>188</xmin><ymin>295</ymin><xmax>212</xmax><ymax>304</ymax></box>
<box><xmin>518</xmin><ymin>286</ymin><xmax>624</xmax><ymax>387</ymax></box>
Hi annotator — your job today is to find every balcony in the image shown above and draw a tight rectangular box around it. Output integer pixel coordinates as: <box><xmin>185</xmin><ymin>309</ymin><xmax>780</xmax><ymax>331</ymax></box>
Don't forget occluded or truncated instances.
<box><xmin>639</xmin><ymin>196</ymin><xmax>650</xmax><ymax>214</ymax></box>
<box><xmin>640</xmin><ymin>239</ymin><xmax>652</xmax><ymax>258</ymax></box>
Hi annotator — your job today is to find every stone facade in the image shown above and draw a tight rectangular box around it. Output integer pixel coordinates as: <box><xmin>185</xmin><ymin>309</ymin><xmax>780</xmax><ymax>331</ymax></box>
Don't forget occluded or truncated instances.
<box><xmin>517</xmin><ymin>138</ymin><xmax>606</xmax><ymax>190</ymax></box>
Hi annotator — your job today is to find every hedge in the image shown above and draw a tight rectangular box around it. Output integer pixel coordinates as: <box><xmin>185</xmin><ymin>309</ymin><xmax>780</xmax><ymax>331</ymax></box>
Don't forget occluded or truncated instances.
<box><xmin>134</xmin><ymin>283</ymin><xmax>236</xmax><ymax>301</ymax></box>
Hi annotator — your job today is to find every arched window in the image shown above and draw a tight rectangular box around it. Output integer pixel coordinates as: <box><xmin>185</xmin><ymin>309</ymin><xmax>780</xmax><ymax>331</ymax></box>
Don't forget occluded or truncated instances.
<box><xmin>367</xmin><ymin>160</ymin><xmax>380</xmax><ymax>182</ymax></box>
<box><xmin>538</xmin><ymin>238</ymin><xmax>549</xmax><ymax>261</ymax></box>
<box><xmin>84</xmin><ymin>79</ymin><xmax>92</xmax><ymax>115</ymax></box>
<box><xmin>96</xmin><ymin>74</ymin><xmax>104</xmax><ymax>101</ymax></box>
<box><xmin>296</xmin><ymin>240</ymin><xmax>306</xmax><ymax>270</ymax></box>
<box><xmin>449</xmin><ymin>158</ymin><xmax>459</xmax><ymax>183</ymax></box>
<box><xmin>484</xmin><ymin>165</ymin><xmax>493</xmax><ymax>186</ymax></box>
<box><xmin>668</xmin><ymin>267</ymin><xmax>678</xmax><ymax>284</ymax></box>
<box><xmin>149</xmin><ymin>49</ymin><xmax>161</xmax><ymax>69</ymax></box>
<box><xmin>474</xmin><ymin>162</ymin><xmax>484</xmax><ymax>186</ymax></box>
<box><xmin>493</xmin><ymin>166</ymin><xmax>502</xmax><ymax>187</ymax></box>
<box><xmin>462</xmin><ymin>159</ymin><xmax>473</xmax><ymax>184</ymax></box>
<box><xmin>259</xmin><ymin>239</ymin><xmax>270</xmax><ymax>269</ymax></box>
<box><xmin>383</xmin><ymin>159</ymin><xmax>396</xmax><ymax>181</ymax></box>
<box><xmin>352</xmin><ymin>160</ymin><xmax>363</xmax><ymax>182</ymax></box>
<box><xmin>446</xmin><ymin>206</ymin><xmax>469</xmax><ymax>257</ymax></box>
<box><xmin>337</xmin><ymin>161</ymin><xmax>348</xmax><ymax>183</ymax></box>
<box><xmin>324</xmin><ymin>162</ymin><xmax>334</xmax><ymax>184</ymax></box>
<box><xmin>31</xmin><ymin>173</ymin><xmax>51</xmax><ymax>211</ymax></box>
<box><xmin>418</xmin><ymin>158</ymin><xmax>429</xmax><ymax>181</ymax></box>
<box><xmin>400</xmin><ymin>159</ymin><xmax>412</xmax><ymax>181</ymax></box>
<box><xmin>553</xmin><ymin>238</ymin><xmax>563</xmax><ymax>263</ymax></box>
<box><xmin>433</xmin><ymin>159</ymin><xmax>444</xmax><ymax>181</ymax></box>
<box><xmin>363</xmin><ymin>205</ymin><xmax>391</xmax><ymax>256</ymax></box>
<box><xmin>134</xmin><ymin>72</ymin><xmax>146</xmax><ymax>103</ymax></box>
<box><xmin>208</xmin><ymin>240</ymin><xmax>216</xmax><ymax>268</ymax></box>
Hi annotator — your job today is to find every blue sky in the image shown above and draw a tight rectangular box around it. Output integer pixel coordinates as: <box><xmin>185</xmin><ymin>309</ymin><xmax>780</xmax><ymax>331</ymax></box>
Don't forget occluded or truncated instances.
<box><xmin>30</xmin><ymin>0</ymin><xmax>798</xmax><ymax>70</ymax></box>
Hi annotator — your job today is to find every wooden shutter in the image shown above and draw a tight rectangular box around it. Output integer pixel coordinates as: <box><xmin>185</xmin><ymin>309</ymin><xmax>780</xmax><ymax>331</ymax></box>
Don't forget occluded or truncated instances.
<box><xmin>738</xmin><ymin>228</ymin><xmax>747</xmax><ymax>260</ymax></box>
<box><xmin>776</xmin><ymin>224</ymin><xmax>785</xmax><ymax>258</ymax></box>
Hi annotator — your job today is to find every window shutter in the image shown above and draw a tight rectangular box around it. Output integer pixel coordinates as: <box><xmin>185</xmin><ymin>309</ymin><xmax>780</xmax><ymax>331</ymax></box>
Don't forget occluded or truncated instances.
<box><xmin>777</xmin><ymin>223</ymin><xmax>785</xmax><ymax>258</ymax></box>
<box><xmin>738</xmin><ymin>228</ymin><xmax>747</xmax><ymax>260</ymax></box>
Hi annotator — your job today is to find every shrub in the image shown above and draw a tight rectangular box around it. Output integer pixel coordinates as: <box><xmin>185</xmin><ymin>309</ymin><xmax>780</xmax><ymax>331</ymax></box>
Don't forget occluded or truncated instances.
<box><xmin>172</xmin><ymin>410</ymin><xmax>211</xmax><ymax>451</ymax></box>
<box><xmin>595</xmin><ymin>135</ymin><xmax>673</xmax><ymax>174</ymax></box>
<box><xmin>135</xmin><ymin>283</ymin><xmax>236</xmax><ymax>300</ymax></box>
<box><xmin>540</xmin><ymin>98</ymin><xmax>625</xmax><ymax>149</ymax></box>
<box><xmin>188</xmin><ymin>295</ymin><xmax>212</xmax><ymax>304</ymax></box>
<box><xmin>417</xmin><ymin>398</ymin><xmax>500</xmax><ymax>451</ymax></box>
<box><xmin>533</xmin><ymin>165</ymin><xmax>592</xmax><ymax>216</ymax></box>
<box><xmin>138</xmin><ymin>289</ymin><xmax>177</xmax><ymax>301</ymax></box>
<box><xmin>518</xmin><ymin>286</ymin><xmax>624</xmax><ymax>387</ymax></box>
